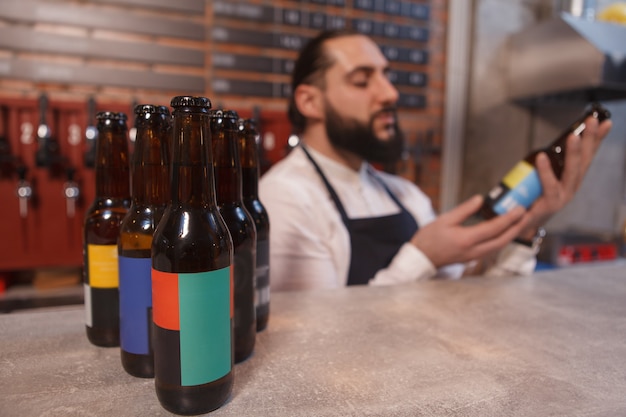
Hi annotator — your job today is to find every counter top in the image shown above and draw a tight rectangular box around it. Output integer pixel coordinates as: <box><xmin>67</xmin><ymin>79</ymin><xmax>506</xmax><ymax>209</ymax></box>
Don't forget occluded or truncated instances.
<box><xmin>2</xmin><ymin>263</ymin><xmax>626</xmax><ymax>416</ymax></box>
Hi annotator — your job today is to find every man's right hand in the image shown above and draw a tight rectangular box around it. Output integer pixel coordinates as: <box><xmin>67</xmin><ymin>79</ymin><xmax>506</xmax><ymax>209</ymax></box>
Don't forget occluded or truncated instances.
<box><xmin>410</xmin><ymin>195</ymin><xmax>529</xmax><ymax>268</ymax></box>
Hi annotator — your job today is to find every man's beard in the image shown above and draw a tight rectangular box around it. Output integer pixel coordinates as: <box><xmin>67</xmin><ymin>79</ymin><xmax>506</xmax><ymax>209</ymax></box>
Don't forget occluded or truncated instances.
<box><xmin>324</xmin><ymin>103</ymin><xmax>404</xmax><ymax>165</ymax></box>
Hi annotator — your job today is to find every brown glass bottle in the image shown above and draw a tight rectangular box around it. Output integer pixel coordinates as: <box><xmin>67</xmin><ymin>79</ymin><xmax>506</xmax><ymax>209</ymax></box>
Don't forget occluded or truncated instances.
<box><xmin>151</xmin><ymin>96</ymin><xmax>233</xmax><ymax>415</ymax></box>
<box><xmin>83</xmin><ymin>111</ymin><xmax>131</xmax><ymax>347</ymax></box>
<box><xmin>118</xmin><ymin>105</ymin><xmax>171</xmax><ymax>378</ymax></box>
<box><xmin>238</xmin><ymin>118</ymin><xmax>271</xmax><ymax>332</ymax></box>
<box><xmin>479</xmin><ymin>103</ymin><xmax>611</xmax><ymax>219</ymax></box>
<box><xmin>210</xmin><ymin>109</ymin><xmax>257</xmax><ymax>363</ymax></box>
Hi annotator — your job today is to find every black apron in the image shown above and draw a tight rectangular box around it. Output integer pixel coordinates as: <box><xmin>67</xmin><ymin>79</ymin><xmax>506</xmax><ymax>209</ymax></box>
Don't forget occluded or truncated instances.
<box><xmin>302</xmin><ymin>146</ymin><xmax>419</xmax><ymax>285</ymax></box>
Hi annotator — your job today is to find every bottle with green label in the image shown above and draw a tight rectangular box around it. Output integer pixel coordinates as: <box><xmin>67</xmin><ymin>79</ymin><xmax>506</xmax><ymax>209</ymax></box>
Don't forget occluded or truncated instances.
<box><xmin>210</xmin><ymin>109</ymin><xmax>257</xmax><ymax>363</ymax></box>
<box><xmin>479</xmin><ymin>103</ymin><xmax>611</xmax><ymax>219</ymax></box>
<box><xmin>118</xmin><ymin>104</ymin><xmax>170</xmax><ymax>378</ymax></box>
<box><xmin>151</xmin><ymin>96</ymin><xmax>234</xmax><ymax>415</ymax></box>
<box><xmin>237</xmin><ymin>118</ymin><xmax>271</xmax><ymax>332</ymax></box>
<box><xmin>83</xmin><ymin>111</ymin><xmax>131</xmax><ymax>347</ymax></box>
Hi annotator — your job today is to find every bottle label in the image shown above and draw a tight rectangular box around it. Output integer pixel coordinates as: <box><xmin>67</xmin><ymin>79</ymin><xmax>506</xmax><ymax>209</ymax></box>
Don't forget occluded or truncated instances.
<box><xmin>84</xmin><ymin>283</ymin><xmax>92</xmax><ymax>327</ymax></box>
<box><xmin>87</xmin><ymin>244</ymin><xmax>119</xmax><ymax>288</ymax></box>
<box><xmin>255</xmin><ymin>239</ymin><xmax>270</xmax><ymax>308</ymax></box>
<box><xmin>119</xmin><ymin>256</ymin><xmax>152</xmax><ymax>355</ymax></box>
<box><xmin>493</xmin><ymin>160</ymin><xmax>543</xmax><ymax>215</ymax></box>
<box><xmin>152</xmin><ymin>267</ymin><xmax>232</xmax><ymax>387</ymax></box>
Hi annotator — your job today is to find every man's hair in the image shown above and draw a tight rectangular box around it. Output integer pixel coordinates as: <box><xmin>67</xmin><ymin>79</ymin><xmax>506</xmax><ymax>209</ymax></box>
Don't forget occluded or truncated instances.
<box><xmin>288</xmin><ymin>29</ymin><xmax>361</xmax><ymax>134</ymax></box>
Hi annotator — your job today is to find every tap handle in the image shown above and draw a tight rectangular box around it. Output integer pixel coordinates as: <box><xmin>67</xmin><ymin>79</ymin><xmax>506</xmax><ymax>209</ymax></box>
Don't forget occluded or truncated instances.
<box><xmin>37</xmin><ymin>93</ymin><xmax>51</xmax><ymax>140</ymax></box>
<box><xmin>63</xmin><ymin>167</ymin><xmax>80</xmax><ymax>218</ymax></box>
<box><xmin>66</xmin><ymin>166</ymin><xmax>76</xmax><ymax>182</ymax></box>
<box><xmin>16</xmin><ymin>165</ymin><xmax>32</xmax><ymax>218</ymax></box>
<box><xmin>36</xmin><ymin>93</ymin><xmax>52</xmax><ymax>167</ymax></box>
<box><xmin>16</xmin><ymin>165</ymin><xmax>27</xmax><ymax>181</ymax></box>
<box><xmin>84</xmin><ymin>97</ymin><xmax>98</xmax><ymax>168</ymax></box>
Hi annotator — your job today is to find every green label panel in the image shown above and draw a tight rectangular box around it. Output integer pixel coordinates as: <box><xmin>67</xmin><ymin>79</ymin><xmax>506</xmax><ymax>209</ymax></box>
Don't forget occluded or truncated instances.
<box><xmin>179</xmin><ymin>267</ymin><xmax>232</xmax><ymax>386</ymax></box>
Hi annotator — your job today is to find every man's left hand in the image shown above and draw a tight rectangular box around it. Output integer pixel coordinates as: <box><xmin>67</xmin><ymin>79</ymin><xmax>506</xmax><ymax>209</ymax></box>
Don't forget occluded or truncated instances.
<box><xmin>518</xmin><ymin>116</ymin><xmax>613</xmax><ymax>240</ymax></box>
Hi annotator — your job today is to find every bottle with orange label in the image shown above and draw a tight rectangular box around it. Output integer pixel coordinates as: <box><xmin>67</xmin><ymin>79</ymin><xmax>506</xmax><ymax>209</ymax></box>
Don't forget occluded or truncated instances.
<box><xmin>83</xmin><ymin>111</ymin><xmax>131</xmax><ymax>347</ymax></box>
<box><xmin>151</xmin><ymin>96</ymin><xmax>234</xmax><ymax>415</ymax></box>
<box><xmin>479</xmin><ymin>103</ymin><xmax>611</xmax><ymax>219</ymax></box>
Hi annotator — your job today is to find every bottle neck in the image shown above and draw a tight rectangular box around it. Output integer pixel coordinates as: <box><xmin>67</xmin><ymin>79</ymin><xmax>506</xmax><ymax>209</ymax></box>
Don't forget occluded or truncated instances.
<box><xmin>241</xmin><ymin>166</ymin><xmax>259</xmax><ymax>201</ymax></box>
<box><xmin>536</xmin><ymin>104</ymin><xmax>610</xmax><ymax>179</ymax></box>
<box><xmin>95</xmin><ymin>129</ymin><xmax>130</xmax><ymax>199</ymax></box>
<box><xmin>239</xmin><ymin>134</ymin><xmax>260</xmax><ymax>200</ymax></box>
<box><xmin>170</xmin><ymin>111</ymin><xmax>216</xmax><ymax>207</ymax></box>
<box><xmin>131</xmin><ymin>127</ymin><xmax>170</xmax><ymax>205</ymax></box>
<box><xmin>213</xmin><ymin>128</ymin><xmax>243</xmax><ymax>205</ymax></box>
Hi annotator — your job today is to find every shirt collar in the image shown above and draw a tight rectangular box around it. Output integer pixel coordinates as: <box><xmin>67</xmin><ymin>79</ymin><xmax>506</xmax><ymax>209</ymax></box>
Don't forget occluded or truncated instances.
<box><xmin>302</xmin><ymin>146</ymin><xmax>370</xmax><ymax>185</ymax></box>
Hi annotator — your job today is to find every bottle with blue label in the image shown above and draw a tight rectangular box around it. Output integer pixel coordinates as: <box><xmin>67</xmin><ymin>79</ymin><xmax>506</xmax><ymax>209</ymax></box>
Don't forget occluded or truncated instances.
<box><xmin>479</xmin><ymin>103</ymin><xmax>611</xmax><ymax>219</ymax></box>
<box><xmin>118</xmin><ymin>104</ymin><xmax>170</xmax><ymax>378</ymax></box>
<box><xmin>151</xmin><ymin>96</ymin><xmax>234</xmax><ymax>415</ymax></box>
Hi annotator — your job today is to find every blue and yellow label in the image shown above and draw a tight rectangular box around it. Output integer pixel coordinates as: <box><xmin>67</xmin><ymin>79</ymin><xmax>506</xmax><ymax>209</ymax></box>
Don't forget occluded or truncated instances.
<box><xmin>494</xmin><ymin>161</ymin><xmax>542</xmax><ymax>215</ymax></box>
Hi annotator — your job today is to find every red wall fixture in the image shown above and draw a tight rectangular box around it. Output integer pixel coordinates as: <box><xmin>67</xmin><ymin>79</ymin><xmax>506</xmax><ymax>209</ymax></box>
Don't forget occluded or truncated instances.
<box><xmin>0</xmin><ymin>97</ymin><xmax>99</xmax><ymax>271</ymax></box>
<box><xmin>0</xmin><ymin>98</ymin><xmax>288</xmax><ymax>272</ymax></box>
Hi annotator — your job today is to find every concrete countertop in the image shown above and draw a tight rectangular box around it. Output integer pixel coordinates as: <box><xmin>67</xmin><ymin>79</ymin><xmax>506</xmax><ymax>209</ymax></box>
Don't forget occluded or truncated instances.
<box><xmin>2</xmin><ymin>263</ymin><xmax>626</xmax><ymax>416</ymax></box>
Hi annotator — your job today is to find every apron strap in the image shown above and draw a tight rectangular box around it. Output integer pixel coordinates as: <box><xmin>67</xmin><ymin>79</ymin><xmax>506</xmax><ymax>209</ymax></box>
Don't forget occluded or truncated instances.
<box><xmin>301</xmin><ymin>145</ymin><xmax>411</xmax><ymax>222</ymax></box>
<box><xmin>365</xmin><ymin>166</ymin><xmax>407</xmax><ymax>211</ymax></box>
<box><xmin>301</xmin><ymin>145</ymin><xmax>351</xmax><ymax>226</ymax></box>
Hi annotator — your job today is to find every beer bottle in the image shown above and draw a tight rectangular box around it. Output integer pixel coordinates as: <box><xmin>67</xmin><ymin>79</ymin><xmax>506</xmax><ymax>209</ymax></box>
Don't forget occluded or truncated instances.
<box><xmin>238</xmin><ymin>118</ymin><xmax>271</xmax><ymax>332</ymax></box>
<box><xmin>210</xmin><ymin>109</ymin><xmax>257</xmax><ymax>363</ymax></box>
<box><xmin>479</xmin><ymin>103</ymin><xmax>611</xmax><ymax>219</ymax></box>
<box><xmin>83</xmin><ymin>111</ymin><xmax>131</xmax><ymax>347</ymax></box>
<box><xmin>151</xmin><ymin>96</ymin><xmax>233</xmax><ymax>415</ymax></box>
<box><xmin>118</xmin><ymin>104</ymin><xmax>171</xmax><ymax>378</ymax></box>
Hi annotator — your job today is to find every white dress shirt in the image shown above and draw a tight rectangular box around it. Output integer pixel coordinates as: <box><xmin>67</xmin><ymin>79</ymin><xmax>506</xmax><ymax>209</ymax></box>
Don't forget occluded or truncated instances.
<box><xmin>259</xmin><ymin>146</ymin><xmax>537</xmax><ymax>291</ymax></box>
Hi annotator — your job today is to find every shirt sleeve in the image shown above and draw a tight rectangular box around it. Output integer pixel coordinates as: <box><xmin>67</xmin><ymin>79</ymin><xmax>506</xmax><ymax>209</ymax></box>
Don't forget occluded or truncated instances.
<box><xmin>484</xmin><ymin>242</ymin><xmax>538</xmax><ymax>277</ymax></box>
<box><xmin>369</xmin><ymin>243</ymin><xmax>437</xmax><ymax>286</ymax></box>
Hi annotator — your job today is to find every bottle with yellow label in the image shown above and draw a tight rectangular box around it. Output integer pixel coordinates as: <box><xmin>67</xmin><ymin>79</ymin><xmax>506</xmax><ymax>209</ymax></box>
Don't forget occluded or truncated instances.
<box><xmin>83</xmin><ymin>111</ymin><xmax>131</xmax><ymax>347</ymax></box>
<box><xmin>479</xmin><ymin>103</ymin><xmax>611</xmax><ymax>219</ymax></box>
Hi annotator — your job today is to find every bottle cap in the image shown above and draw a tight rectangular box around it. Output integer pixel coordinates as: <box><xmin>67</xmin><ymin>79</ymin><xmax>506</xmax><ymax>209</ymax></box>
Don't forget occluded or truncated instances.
<box><xmin>170</xmin><ymin>96</ymin><xmax>211</xmax><ymax>109</ymax></box>
<box><xmin>134</xmin><ymin>104</ymin><xmax>158</xmax><ymax>115</ymax></box>
<box><xmin>96</xmin><ymin>111</ymin><xmax>127</xmax><ymax>121</ymax></box>
<box><xmin>223</xmin><ymin>109</ymin><xmax>239</xmax><ymax>120</ymax></box>
<box><xmin>208</xmin><ymin>109</ymin><xmax>225</xmax><ymax>119</ymax></box>
<box><xmin>157</xmin><ymin>105</ymin><xmax>170</xmax><ymax>115</ymax></box>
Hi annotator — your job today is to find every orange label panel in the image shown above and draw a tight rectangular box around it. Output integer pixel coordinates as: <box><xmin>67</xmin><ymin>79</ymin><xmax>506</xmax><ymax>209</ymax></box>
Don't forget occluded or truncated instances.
<box><xmin>152</xmin><ymin>269</ymin><xmax>180</xmax><ymax>330</ymax></box>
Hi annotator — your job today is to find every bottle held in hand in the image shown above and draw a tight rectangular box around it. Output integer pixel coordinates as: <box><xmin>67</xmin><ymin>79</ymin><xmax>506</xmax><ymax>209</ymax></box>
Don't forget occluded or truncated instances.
<box><xmin>479</xmin><ymin>103</ymin><xmax>611</xmax><ymax>219</ymax></box>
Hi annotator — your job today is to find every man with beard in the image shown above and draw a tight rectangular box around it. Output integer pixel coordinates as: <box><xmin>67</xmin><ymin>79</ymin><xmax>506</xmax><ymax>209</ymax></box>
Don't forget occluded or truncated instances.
<box><xmin>259</xmin><ymin>29</ymin><xmax>612</xmax><ymax>291</ymax></box>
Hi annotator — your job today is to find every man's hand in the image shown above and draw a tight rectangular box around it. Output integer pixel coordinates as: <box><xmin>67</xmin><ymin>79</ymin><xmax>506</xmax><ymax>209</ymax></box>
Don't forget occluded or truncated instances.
<box><xmin>518</xmin><ymin>116</ymin><xmax>613</xmax><ymax>239</ymax></box>
<box><xmin>411</xmin><ymin>195</ymin><xmax>530</xmax><ymax>268</ymax></box>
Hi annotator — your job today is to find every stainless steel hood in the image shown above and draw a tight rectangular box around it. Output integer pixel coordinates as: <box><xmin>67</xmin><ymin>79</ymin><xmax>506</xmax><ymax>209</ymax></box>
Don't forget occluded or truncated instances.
<box><xmin>508</xmin><ymin>13</ymin><xmax>626</xmax><ymax>104</ymax></box>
